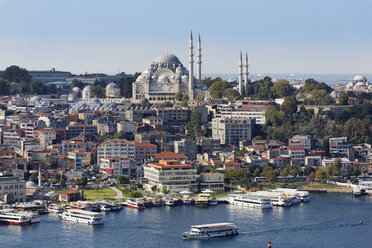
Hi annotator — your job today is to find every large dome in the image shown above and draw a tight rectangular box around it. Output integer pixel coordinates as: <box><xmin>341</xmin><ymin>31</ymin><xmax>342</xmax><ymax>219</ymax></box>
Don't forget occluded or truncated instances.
<box><xmin>26</xmin><ymin>181</ymin><xmax>38</xmax><ymax>189</ymax></box>
<box><xmin>106</xmin><ymin>82</ymin><xmax>119</xmax><ymax>89</ymax></box>
<box><xmin>352</xmin><ymin>74</ymin><xmax>367</xmax><ymax>82</ymax></box>
<box><xmin>154</xmin><ymin>52</ymin><xmax>181</xmax><ymax>64</ymax></box>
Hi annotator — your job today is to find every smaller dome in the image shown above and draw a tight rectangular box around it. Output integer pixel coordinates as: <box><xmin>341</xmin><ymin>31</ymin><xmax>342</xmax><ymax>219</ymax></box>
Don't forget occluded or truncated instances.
<box><xmin>26</xmin><ymin>181</ymin><xmax>38</xmax><ymax>189</ymax></box>
<box><xmin>106</xmin><ymin>82</ymin><xmax>119</xmax><ymax>89</ymax></box>
<box><xmin>176</xmin><ymin>66</ymin><xmax>183</xmax><ymax>74</ymax></box>
<box><xmin>158</xmin><ymin>74</ymin><xmax>170</xmax><ymax>82</ymax></box>
<box><xmin>82</xmin><ymin>85</ymin><xmax>91</xmax><ymax>92</ymax></box>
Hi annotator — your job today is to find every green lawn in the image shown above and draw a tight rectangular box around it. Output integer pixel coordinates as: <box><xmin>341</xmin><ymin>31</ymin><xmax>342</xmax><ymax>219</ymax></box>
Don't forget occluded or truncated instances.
<box><xmin>278</xmin><ymin>182</ymin><xmax>342</xmax><ymax>189</ymax></box>
<box><xmin>84</xmin><ymin>188</ymin><xmax>117</xmax><ymax>201</ymax></box>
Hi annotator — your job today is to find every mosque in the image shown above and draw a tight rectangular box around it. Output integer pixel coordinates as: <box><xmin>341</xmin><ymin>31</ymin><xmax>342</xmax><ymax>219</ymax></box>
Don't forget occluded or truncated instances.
<box><xmin>132</xmin><ymin>32</ymin><xmax>209</xmax><ymax>103</ymax></box>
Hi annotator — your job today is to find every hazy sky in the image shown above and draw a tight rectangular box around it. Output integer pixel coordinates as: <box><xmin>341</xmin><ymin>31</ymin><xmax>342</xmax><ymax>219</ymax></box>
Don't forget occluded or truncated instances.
<box><xmin>1</xmin><ymin>0</ymin><xmax>371</xmax><ymax>75</ymax></box>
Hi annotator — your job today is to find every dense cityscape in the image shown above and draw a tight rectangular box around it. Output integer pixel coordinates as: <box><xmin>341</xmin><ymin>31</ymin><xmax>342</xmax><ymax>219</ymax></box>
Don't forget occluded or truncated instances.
<box><xmin>1</xmin><ymin>1</ymin><xmax>372</xmax><ymax>247</ymax></box>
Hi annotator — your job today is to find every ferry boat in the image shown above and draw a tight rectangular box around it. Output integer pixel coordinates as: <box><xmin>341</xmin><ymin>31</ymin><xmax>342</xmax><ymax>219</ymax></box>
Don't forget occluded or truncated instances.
<box><xmin>125</xmin><ymin>199</ymin><xmax>145</xmax><ymax>210</ymax></box>
<box><xmin>250</xmin><ymin>191</ymin><xmax>291</xmax><ymax>207</ymax></box>
<box><xmin>0</xmin><ymin>210</ymin><xmax>32</xmax><ymax>225</ymax></box>
<box><xmin>183</xmin><ymin>223</ymin><xmax>239</xmax><ymax>239</ymax></box>
<box><xmin>60</xmin><ymin>209</ymin><xmax>104</xmax><ymax>225</ymax></box>
<box><xmin>228</xmin><ymin>194</ymin><xmax>273</xmax><ymax>209</ymax></box>
<box><xmin>195</xmin><ymin>194</ymin><xmax>210</xmax><ymax>207</ymax></box>
<box><xmin>271</xmin><ymin>188</ymin><xmax>311</xmax><ymax>202</ymax></box>
<box><xmin>48</xmin><ymin>204</ymin><xmax>63</xmax><ymax>213</ymax></box>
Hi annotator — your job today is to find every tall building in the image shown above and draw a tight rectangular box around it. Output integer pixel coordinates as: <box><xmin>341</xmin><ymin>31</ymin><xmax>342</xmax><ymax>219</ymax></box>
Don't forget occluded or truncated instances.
<box><xmin>97</xmin><ymin>139</ymin><xmax>135</xmax><ymax>164</ymax></box>
<box><xmin>174</xmin><ymin>139</ymin><xmax>197</xmax><ymax>160</ymax></box>
<box><xmin>212</xmin><ymin>118</ymin><xmax>255</xmax><ymax>146</ymax></box>
<box><xmin>0</xmin><ymin>175</ymin><xmax>26</xmax><ymax>203</ymax></box>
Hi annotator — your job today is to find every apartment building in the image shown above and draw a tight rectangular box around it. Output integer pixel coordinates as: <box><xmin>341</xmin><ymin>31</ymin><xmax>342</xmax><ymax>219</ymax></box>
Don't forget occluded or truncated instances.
<box><xmin>134</xmin><ymin>143</ymin><xmax>157</xmax><ymax>162</ymax></box>
<box><xmin>289</xmin><ymin>135</ymin><xmax>313</xmax><ymax>150</ymax></box>
<box><xmin>212</xmin><ymin>118</ymin><xmax>255</xmax><ymax>146</ymax></box>
<box><xmin>97</xmin><ymin>139</ymin><xmax>135</xmax><ymax>164</ymax></box>
<box><xmin>0</xmin><ymin>175</ymin><xmax>26</xmax><ymax>203</ymax></box>
<box><xmin>144</xmin><ymin>160</ymin><xmax>197</xmax><ymax>193</ymax></box>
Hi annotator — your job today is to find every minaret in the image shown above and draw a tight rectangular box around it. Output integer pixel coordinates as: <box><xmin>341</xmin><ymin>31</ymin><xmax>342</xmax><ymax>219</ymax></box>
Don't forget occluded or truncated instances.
<box><xmin>238</xmin><ymin>51</ymin><xmax>243</xmax><ymax>96</ymax></box>
<box><xmin>244</xmin><ymin>52</ymin><xmax>249</xmax><ymax>96</ymax></box>
<box><xmin>197</xmin><ymin>33</ymin><xmax>202</xmax><ymax>83</ymax></box>
<box><xmin>188</xmin><ymin>31</ymin><xmax>194</xmax><ymax>101</ymax></box>
<box><xmin>38</xmin><ymin>165</ymin><xmax>42</xmax><ymax>188</ymax></box>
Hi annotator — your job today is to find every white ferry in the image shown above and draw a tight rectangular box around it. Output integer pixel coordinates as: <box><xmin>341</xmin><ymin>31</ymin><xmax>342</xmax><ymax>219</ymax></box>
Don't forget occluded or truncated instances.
<box><xmin>60</xmin><ymin>209</ymin><xmax>104</xmax><ymax>225</ymax></box>
<box><xmin>163</xmin><ymin>197</ymin><xmax>175</xmax><ymax>206</ymax></box>
<box><xmin>249</xmin><ymin>191</ymin><xmax>291</xmax><ymax>207</ymax></box>
<box><xmin>125</xmin><ymin>199</ymin><xmax>145</xmax><ymax>210</ymax></box>
<box><xmin>0</xmin><ymin>210</ymin><xmax>32</xmax><ymax>225</ymax></box>
<box><xmin>48</xmin><ymin>204</ymin><xmax>63</xmax><ymax>213</ymax></box>
<box><xmin>183</xmin><ymin>223</ymin><xmax>239</xmax><ymax>239</ymax></box>
<box><xmin>271</xmin><ymin>188</ymin><xmax>311</xmax><ymax>202</ymax></box>
<box><xmin>228</xmin><ymin>194</ymin><xmax>273</xmax><ymax>209</ymax></box>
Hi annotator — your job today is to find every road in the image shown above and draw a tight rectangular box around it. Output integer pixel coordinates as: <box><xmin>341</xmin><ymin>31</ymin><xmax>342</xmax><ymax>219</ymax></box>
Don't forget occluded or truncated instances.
<box><xmin>110</xmin><ymin>186</ymin><xmax>124</xmax><ymax>199</ymax></box>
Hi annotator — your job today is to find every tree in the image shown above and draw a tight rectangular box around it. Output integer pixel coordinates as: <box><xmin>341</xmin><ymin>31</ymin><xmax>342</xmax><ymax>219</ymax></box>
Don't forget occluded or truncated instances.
<box><xmin>29</xmin><ymin>81</ymin><xmax>43</xmax><ymax>94</ymax></box>
<box><xmin>29</xmin><ymin>172</ymin><xmax>39</xmax><ymax>184</ymax></box>
<box><xmin>223</xmin><ymin>88</ymin><xmax>240</xmax><ymax>101</ymax></box>
<box><xmin>272</xmin><ymin>79</ymin><xmax>292</xmax><ymax>97</ymax></box>
<box><xmin>281</xmin><ymin>98</ymin><xmax>297</xmax><ymax>117</ymax></box>
<box><xmin>209</xmin><ymin>81</ymin><xmax>229</xmax><ymax>98</ymax></box>
<box><xmin>130</xmin><ymin>191</ymin><xmax>143</xmax><ymax>198</ymax></box>
<box><xmin>140</xmin><ymin>98</ymin><xmax>150</xmax><ymax>108</ymax></box>
<box><xmin>175</xmin><ymin>92</ymin><xmax>183</xmax><ymax>101</ymax></box>
<box><xmin>162</xmin><ymin>186</ymin><xmax>170</xmax><ymax>195</ymax></box>
<box><xmin>261</xmin><ymin>168</ymin><xmax>277</xmax><ymax>184</ymax></box>
<box><xmin>0</xmin><ymin>78</ymin><xmax>10</xmax><ymax>96</ymax></box>
<box><xmin>151</xmin><ymin>185</ymin><xmax>157</xmax><ymax>192</ymax></box>
<box><xmin>117</xmin><ymin>175</ymin><xmax>129</xmax><ymax>184</ymax></box>
<box><xmin>1</xmin><ymin>65</ymin><xmax>31</xmax><ymax>83</ymax></box>
<box><xmin>186</xmin><ymin>110</ymin><xmax>202</xmax><ymax>138</ymax></box>
<box><xmin>338</xmin><ymin>94</ymin><xmax>349</xmax><ymax>105</ymax></box>
<box><xmin>254</xmin><ymin>168</ymin><xmax>261</xmax><ymax>177</ymax></box>
<box><xmin>161</xmin><ymin>101</ymin><xmax>173</xmax><ymax>107</ymax></box>
<box><xmin>196</xmin><ymin>163</ymin><xmax>203</xmax><ymax>174</ymax></box>
<box><xmin>91</xmin><ymin>85</ymin><xmax>105</xmax><ymax>98</ymax></box>
<box><xmin>72</xmin><ymin>79</ymin><xmax>85</xmax><ymax>90</ymax></box>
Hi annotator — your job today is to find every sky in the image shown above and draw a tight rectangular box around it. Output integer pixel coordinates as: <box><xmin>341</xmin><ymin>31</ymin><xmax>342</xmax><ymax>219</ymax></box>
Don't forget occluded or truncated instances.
<box><xmin>0</xmin><ymin>0</ymin><xmax>372</xmax><ymax>75</ymax></box>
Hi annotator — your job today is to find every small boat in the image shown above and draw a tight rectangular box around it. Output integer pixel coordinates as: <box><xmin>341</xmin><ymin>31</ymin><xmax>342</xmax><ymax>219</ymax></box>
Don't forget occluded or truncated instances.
<box><xmin>163</xmin><ymin>197</ymin><xmax>175</xmax><ymax>206</ymax></box>
<box><xmin>208</xmin><ymin>196</ymin><xmax>218</xmax><ymax>206</ymax></box>
<box><xmin>48</xmin><ymin>204</ymin><xmax>63</xmax><ymax>214</ymax></box>
<box><xmin>110</xmin><ymin>203</ymin><xmax>121</xmax><ymax>211</ymax></box>
<box><xmin>353</xmin><ymin>187</ymin><xmax>362</xmax><ymax>196</ymax></box>
<box><xmin>125</xmin><ymin>199</ymin><xmax>145</xmax><ymax>210</ymax></box>
<box><xmin>183</xmin><ymin>223</ymin><xmax>239</xmax><ymax>239</ymax></box>
<box><xmin>144</xmin><ymin>199</ymin><xmax>154</xmax><ymax>208</ymax></box>
<box><xmin>60</xmin><ymin>209</ymin><xmax>104</xmax><ymax>225</ymax></box>
<box><xmin>182</xmin><ymin>197</ymin><xmax>193</xmax><ymax>205</ymax></box>
<box><xmin>99</xmin><ymin>204</ymin><xmax>111</xmax><ymax>212</ymax></box>
<box><xmin>153</xmin><ymin>198</ymin><xmax>163</xmax><ymax>207</ymax></box>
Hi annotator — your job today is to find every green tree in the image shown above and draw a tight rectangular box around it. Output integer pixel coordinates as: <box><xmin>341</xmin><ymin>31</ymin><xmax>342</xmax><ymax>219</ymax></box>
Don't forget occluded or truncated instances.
<box><xmin>117</xmin><ymin>175</ymin><xmax>129</xmax><ymax>184</ymax></box>
<box><xmin>141</xmin><ymin>98</ymin><xmax>150</xmax><ymax>108</ymax></box>
<box><xmin>261</xmin><ymin>168</ymin><xmax>277</xmax><ymax>184</ymax></box>
<box><xmin>272</xmin><ymin>79</ymin><xmax>292</xmax><ymax>97</ymax></box>
<box><xmin>223</xmin><ymin>88</ymin><xmax>240</xmax><ymax>101</ymax></box>
<box><xmin>161</xmin><ymin>101</ymin><xmax>173</xmax><ymax>107</ymax></box>
<box><xmin>338</xmin><ymin>94</ymin><xmax>349</xmax><ymax>105</ymax></box>
<box><xmin>186</xmin><ymin>110</ymin><xmax>202</xmax><ymax>138</ymax></box>
<box><xmin>29</xmin><ymin>81</ymin><xmax>43</xmax><ymax>94</ymax></box>
<box><xmin>151</xmin><ymin>185</ymin><xmax>157</xmax><ymax>192</ymax></box>
<box><xmin>1</xmin><ymin>65</ymin><xmax>31</xmax><ymax>83</ymax></box>
<box><xmin>175</xmin><ymin>92</ymin><xmax>183</xmax><ymax>101</ymax></box>
<box><xmin>29</xmin><ymin>172</ymin><xmax>39</xmax><ymax>184</ymax></box>
<box><xmin>162</xmin><ymin>186</ymin><xmax>170</xmax><ymax>195</ymax></box>
<box><xmin>130</xmin><ymin>191</ymin><xmax>143</xmax><ymax>198</ymax></box>
<box><xmin>91</xmin><ymin>85</ymin><xmax>105</xmax><ymax>98</ymax></box>
<box><xmin>0</xmin><ymin>78</ymin><xmax>10</xmax><ymax>96</ymax></box>
<box><xmin>280</xmin><ymin>98</ymin><xmax>297</xmax><ymax>117</ymax></box>
<box><xmin>209</xmin><ymin>81</ymin><xmax>229</xmax><ymax>98</ymax></box>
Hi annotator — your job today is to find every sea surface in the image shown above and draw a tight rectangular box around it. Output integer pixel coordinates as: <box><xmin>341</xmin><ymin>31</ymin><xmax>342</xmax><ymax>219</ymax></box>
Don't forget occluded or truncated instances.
<box><xmin>205</xmin><ymin>73</ymin><xmax>372</xmax><ymax>85</ymax></box>
<box><xmin>1</xmin><ymin>193</ymin><xmax>371</xmax><ymax>248</ymax></box>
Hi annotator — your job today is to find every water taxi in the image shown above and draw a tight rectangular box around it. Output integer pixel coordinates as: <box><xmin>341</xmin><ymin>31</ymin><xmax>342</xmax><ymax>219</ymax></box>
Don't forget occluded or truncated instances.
<box><xmin>209</xmin><ymin>196</ymin><xmax>218</xmax><ymax>206</ymax></box>
<box><xmin>228</xmin><ymin>194</ymin><xmax>272</xmax><ymax>209</ymax></box>
<box><xmin>183</xmin><ymin>223</ymin><xmax>238</xmax><ymax>239</ymax></box>
<box><xmin>163</xmin><ymin>196</ymin><xmax>175</xmax><ymax>206</ymax></box>
<box><xmin>0</xmin><ymin>210</ymin><xmax>32</xmax><ymax>225</ymax></box>
<box><xmin>60</xmin><ymin>209</ymin><xmax>104</xmax><ymax>225</ymax></box>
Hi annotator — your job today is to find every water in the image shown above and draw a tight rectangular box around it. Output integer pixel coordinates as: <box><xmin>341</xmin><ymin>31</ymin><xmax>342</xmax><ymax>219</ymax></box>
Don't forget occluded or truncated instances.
<box><xmin>1</xmin><ymin>193</ymin><xmax>371</xmax><ymax>248</ymax></box>
<box><xmin>204</xmin><ymin>73</ymin><xmax>372</xmax><ymax>85</ymax></box>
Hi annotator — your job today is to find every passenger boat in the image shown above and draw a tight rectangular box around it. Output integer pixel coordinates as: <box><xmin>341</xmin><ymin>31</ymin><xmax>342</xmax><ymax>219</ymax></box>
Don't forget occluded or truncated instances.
<box><xmin>195</xmin><ymin>194</ymin><xmax>209</xmax><ymax>207</ymax></box>
<box><xmin>271</xmin><ymin>188</ymin><xmax>311</xmax><ymax>202</ymax></box>
<box><xmin>125</xmin><ymin>199</ymin><xmax>145</xmax><ymax>210</ymax></box>
<box><xmin>183</xmin><ymin>223</ymin><xmax>238</xmax><ymax>239</ymax></box>
<box><xmin>228</xmin><ymin>194</ymin><xmax>272</xmax><ymax>208</ymax></box>
<box><xmin>249</xmin><ymin>191</ymin><xmax>291</xmax><ymax>207</ymax></box>
<box><xmin>60</xmin><ymin>209</ymin><xmax>104</xmax><ymax>225</ymax></box>
<box><xmin>0</xmin><ymin>210</ymin><xmax>32</xmax><ymax>225</ymax></box>
<box><xmin>48</xmin><ymin>204</ymin><xmax>63</xmax><ymax>213</ymax></box>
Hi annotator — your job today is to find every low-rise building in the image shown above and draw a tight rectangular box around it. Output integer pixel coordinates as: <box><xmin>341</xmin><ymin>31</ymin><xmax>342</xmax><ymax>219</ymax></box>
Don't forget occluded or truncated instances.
<box><xmin>329</xmin><ymin>137</ymin><xmax>352</xmax><ymax>158</ymax></box>
<box><xmin>135</xmin><ymin>143</ymin><xmax>157</xmax><ymax>162</ymax></box>
<box><xmin>0</xmin><ymin>175</ymin><xmax>26</xmax><ymax>203</ymax></box>
<box><xmin>144</xmin><ymin>160</ymin><xmax>197</xmax><ymax>193</ymax></box>
<box><xmin>199</xmin><ymin>173</ymin><xmax>224</xmax><ymax>193</ymax></box>
<box><xmin>289</xmin><ymin>135</ymin><xmax>312</xmax><ymax>150</ymax></box>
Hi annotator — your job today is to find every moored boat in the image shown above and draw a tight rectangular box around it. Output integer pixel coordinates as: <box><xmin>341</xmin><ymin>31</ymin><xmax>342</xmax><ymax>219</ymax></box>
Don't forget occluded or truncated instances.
<box><xmin>60</xmin><ymin>209</ymin><xmax>104</xmax><ymax>225</ymax></box>
<box><xmin>228</xmin><ymin>194</ymin><xmax>272</xmax><ymax>209</ymax></box>
<box><xmin>195</xmin><ymin>194</ymin><xmax>209</xmax><ymax>207</ymax></box>
<box><xmin>48</xmin><ymin>204</ymin><xmax>63</xmax><ymax>213</ymax></box>
<box><xmin>163</xmin><ymin>196</ymin><xmax>175</xmax><ymax>206</ymax></box>
<box><xmin>125</xmin><ymin>199</ymin><xmax>145</xmax><ymax>210</ymax></box>
<box><xmin>0</xmin><ymin>210</ymin><xmax>32</xmax><ymax>225</ymax></box>
<box><xmin>183</xmin><ymin>223</ymin><xmax>238</xmax><ymax>239</ymax></box>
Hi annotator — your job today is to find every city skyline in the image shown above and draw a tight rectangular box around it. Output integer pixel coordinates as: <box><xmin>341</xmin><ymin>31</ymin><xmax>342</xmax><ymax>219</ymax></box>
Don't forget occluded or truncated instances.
<box><xmin>1</xmin><ymin>0</ymin><xmax>372</xmax><ymax>75</ymax></box>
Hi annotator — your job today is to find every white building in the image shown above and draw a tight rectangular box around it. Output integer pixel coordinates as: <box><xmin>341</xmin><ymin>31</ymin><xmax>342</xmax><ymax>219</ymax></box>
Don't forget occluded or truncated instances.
<box><xmin>212</xmin><ymin>118</ymin><xmax>255</xmax><ymax>146</ymax></box>
<box><xmin>0</xmin><ymin>175</ymin><xmax>26</xmax><ymax>203</ymax></box>
<box><xmin>199</xmin><ymin>173</ymin><xmax>225</xmax><ymax>193</ymax></box>
<box><xmin>288</xmin><ymin>146</ymin><xmax>305</xmax><ymax>166</ymax></box>
<box><xmin>97</xmin><ymin>139</ymin><xmax>135</xmax><ymax>165</ymax></box>
<box><xmin>144</xmin><ymin>160</ymin><xmax>197</xmax><ymax>193</ymax></box>
<box><xmin>289</xmin><ymin>135</ymin><xmax>312</xmax><ymax>150</ymax></box>
<box><xmin>215</xmin><ymin>105</ymin><xmax>267</xmax><ymax>124</ymax></box>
